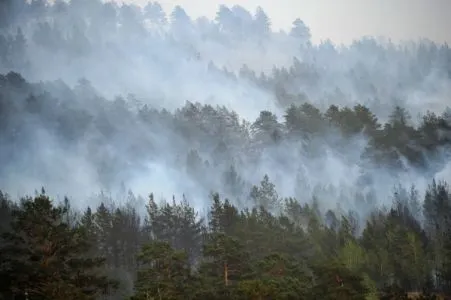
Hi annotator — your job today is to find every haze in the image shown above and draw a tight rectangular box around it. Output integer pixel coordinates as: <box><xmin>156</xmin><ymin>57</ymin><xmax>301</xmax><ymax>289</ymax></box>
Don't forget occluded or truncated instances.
<box><xmin>3</xmin><ymin>1</ymin><xmax>451</xmax><ymax>297</ymax></box>
<box><xmin>123</xmin><ymin>0</ymin><xmax>451</xmax><ymax>44</ymax></box>
<box><xmin>0</xmin><ymin>0</ymin><xmax>451</xmax><ymax>222</ymax></box>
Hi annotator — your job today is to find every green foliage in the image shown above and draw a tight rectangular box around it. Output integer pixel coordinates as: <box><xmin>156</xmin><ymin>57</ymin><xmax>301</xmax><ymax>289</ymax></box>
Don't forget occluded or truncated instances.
<box><xmin>0</xmin><ymin>193</ymin><xmax>117</xmax><ymax>299</ymax></box>
<box><xmin>2</xmin><ymin>171</ymin><xmax>451</xmax><ymax>299</ymax></box>
<box><xmin>309</xmin><ymin>260</ymin><xmax>368</xmax><ymax>300</ymax></box>
<box><xmin>132</xmin><ymin>241</ymin><xmax>193</xmax><ymax>300</ymax></box>
<box><xmin>1</xmin><ymin>7</ymin><xmax>451</xmax><ymax>297</ymax></box>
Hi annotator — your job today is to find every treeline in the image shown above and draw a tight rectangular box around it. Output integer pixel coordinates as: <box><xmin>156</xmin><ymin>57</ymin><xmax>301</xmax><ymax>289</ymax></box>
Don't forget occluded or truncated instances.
<box><xmin>1</xmin><ymin>0</ymin><xmax>451</xmax><ymax>112</ymax></box>
<box><xmin>1</xmin><ymin>71</ymin><xmax>451</xmax><ymax>193</ymax></box>
<box><xmin>2</xmin><ymin>70</ymin><xmax>451</xmax><ymax>221</ymax></box>
<box><xmin>1</xmin><ymin>178</ymin><xmax>451</xmax><ymax>299</ymax></box>
<box><xmin>2</xmin><ymin>1</ymin><xmax>451</xmax><ymax>299</ymax></box>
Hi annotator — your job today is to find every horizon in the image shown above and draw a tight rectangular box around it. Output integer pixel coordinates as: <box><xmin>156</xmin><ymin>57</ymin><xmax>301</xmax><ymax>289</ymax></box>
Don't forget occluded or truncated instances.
<box><xmin>116</xmin><ymin>0</ymin><xmax>451</xmax><ymax>45</ymax></box>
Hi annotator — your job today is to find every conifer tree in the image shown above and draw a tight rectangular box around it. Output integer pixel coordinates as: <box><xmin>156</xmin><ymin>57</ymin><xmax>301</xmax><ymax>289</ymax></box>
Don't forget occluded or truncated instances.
<box><xmin>0</xmin><ymin>193</ymin><xmax>117</xmax><ymax>299</ymax></box>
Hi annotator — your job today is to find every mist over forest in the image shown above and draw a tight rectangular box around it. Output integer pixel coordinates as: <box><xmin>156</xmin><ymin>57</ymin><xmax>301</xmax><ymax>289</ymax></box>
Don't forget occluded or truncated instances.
<box><xmin>2</xmin><ymin>0</ymin><xmax>451</xmax><ymax>299</ymax></box>
<box><xmin>1</xmin><ymin>0</ymin><xmax>451</xmax><ymax>213</ymax></box>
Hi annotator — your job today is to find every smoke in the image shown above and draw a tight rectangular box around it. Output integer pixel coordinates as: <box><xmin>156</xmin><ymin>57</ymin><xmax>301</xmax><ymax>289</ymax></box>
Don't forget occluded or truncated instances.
<box><xmin>1</xmin><ymin>0</ymin><xmax>451</xmax><ymax>219</ymax></box>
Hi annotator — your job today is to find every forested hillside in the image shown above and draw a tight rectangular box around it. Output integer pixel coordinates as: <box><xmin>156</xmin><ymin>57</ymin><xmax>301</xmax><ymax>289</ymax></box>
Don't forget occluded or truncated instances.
<box><xmin>1</xmin><ymin>0</ymin><xmax>451</xmax><ymax>299</ymax></box>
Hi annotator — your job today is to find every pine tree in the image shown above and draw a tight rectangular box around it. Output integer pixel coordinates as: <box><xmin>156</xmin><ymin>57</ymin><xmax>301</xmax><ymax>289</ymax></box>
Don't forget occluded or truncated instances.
<box><xmin>309</xmin><ymin>260</ymin><xmax>368</xmax><ymax>300</ymax></box>
<box><xmin>0</xmin><ymin>193</ymin><xmax>117</xmax><ymax>299</ymax></box>
<box><xmin>132</xmin><ymin>241</ymin><xmax>193</xmax><ymax>300</ymax></box>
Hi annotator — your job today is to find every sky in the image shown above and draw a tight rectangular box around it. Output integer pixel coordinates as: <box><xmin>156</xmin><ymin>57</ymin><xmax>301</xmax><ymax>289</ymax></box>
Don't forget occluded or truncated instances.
<box><xmin>121</xmin><ymin>0</ymin><xmax>451</xmax><ymax>45</ymax></box>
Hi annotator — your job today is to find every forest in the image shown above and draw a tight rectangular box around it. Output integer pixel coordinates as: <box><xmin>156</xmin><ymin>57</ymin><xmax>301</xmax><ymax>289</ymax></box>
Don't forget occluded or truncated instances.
<box><xmin>1</xmin><ymin>0</ymin><xmax>451</xmax><ymax>299</ymax></box>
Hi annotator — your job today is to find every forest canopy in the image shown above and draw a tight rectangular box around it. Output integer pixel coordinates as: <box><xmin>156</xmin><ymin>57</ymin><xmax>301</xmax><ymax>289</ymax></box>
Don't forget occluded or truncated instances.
<box><xmin>1</xmin><ymin>0</ymin><xmax>451</xmax><ymax>299</ymax></box>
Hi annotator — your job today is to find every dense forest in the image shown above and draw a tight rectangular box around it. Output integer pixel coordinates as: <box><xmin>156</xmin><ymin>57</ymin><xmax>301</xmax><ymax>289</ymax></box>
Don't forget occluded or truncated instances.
<box><xmin>1</xmin><ymin>0</ymin><xmax>451</xmax><ymax>299</ymax></box>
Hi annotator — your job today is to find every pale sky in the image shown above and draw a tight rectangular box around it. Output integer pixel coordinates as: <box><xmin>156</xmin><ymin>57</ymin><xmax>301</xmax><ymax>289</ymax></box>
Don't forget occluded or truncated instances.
<box><xmin>121</xmin><ymin>0</ymin><xmax>451</xmax><ymax>45</ymax></box>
